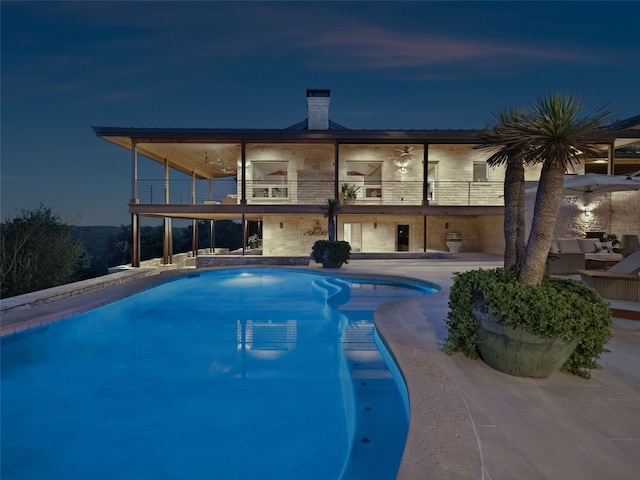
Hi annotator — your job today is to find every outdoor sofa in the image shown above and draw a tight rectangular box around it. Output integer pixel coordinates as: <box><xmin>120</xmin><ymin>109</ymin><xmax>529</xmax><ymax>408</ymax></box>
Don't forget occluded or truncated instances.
<box><xmin>578</xmin><ymin>251</ymin><xmax>640</xmax><ymax>301</ymax></box>
<box><xmin>546</xmin><ymin>238</ymin><xmax>622</xmax><ymax>275</ymax></box>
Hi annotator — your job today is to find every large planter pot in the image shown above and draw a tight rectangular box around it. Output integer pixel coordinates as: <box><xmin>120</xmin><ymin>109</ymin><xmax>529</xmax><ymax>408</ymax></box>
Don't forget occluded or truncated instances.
<box><xmin>311</xmin><ymin>240</ymin><xmax>350</xmax><ymax>269</ymax></box>
<box><xmin>473</xmin><ymin>304</ymin><xmax>578</xmax><ymax>378</ymax></box>
<box><xmin>446</xmin><ymin>232</ymin><xmax>463</xmax><ymax>253</ymax></box>
<box><xmin>321</xmin><ymin>258</ymin><xmax>344</xmax><ymax>268</ymax></box>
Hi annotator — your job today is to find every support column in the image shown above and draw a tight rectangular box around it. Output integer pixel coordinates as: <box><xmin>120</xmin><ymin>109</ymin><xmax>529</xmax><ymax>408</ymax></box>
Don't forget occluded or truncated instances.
<box><xmin>242</xmin><ymin>214</ymin><xmax>247</xmax><ymax>255</ymax></box>
<box><xmin>334</xmin><ymin>142</ymin><xmax>340</xmax><ymax>199</ymax></box>
<box><xmin>423</xmin><ymin>144</ymin><xmax>429</xmax><ymax>252</ymax></box>
<box><xmin>607</xmin><ymin>141</ymin><xmax>615</xmax><ymax>175</ymax></box>
<box><xmin>163</xmin><ymin>218</ymin><xmax>172</xmax><ymax>264</ymax></box>
<box><xmin>422</xmin><ymin>143</ymin><xmax>429</xmax><ymax>205</ymax></box>
<box><xmin>214</xmin><ymin>220</ymin><xmax>216</xmax><ymax>253</ymax></box>
<box><xmin>130</xmin><ymin>141</ymin><xmax>140</xmax><ymax>267</ymax></box>
<box><xmin>191</xmin><ymin>170</ymin><xmax>198</xmax><ymax>257</ymax></box>
<box><xmin>131</xmin><ymin>140</ymin><xmax>139</xmax><ymax>204</ymax></box>
<box><xmin>192</xmin><ymin>220</ymin><xmax>198</xmax><ymax>257</ymax></box>
<box><xmin>241</xmin><ymin>142</ymin><xmax>247</xmax><ymax>205</ymax></box>
<box><xmin>423</xmin><ymin>216</ymin><xmax>427</xmax><ymax>252</ymax></box>
<box><xmin>162</xmin><ymin>158</ymin><xmax>171</xmax><ymax>265</ymax></box>
<box><xmin>131</xmin><ymin>213</ymin><xmax>141</xmax><ymax>267</ymax></box>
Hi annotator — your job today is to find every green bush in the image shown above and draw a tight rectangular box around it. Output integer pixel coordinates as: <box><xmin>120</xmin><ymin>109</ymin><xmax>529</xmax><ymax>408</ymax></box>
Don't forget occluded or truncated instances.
<box><xmin>311</xmin><ymin>240</ymin><xmax>351</xmax><ymax>266</ymax></box>
<box><xmin>443</xmin><ymin>268</ymin><xmax>612</xmax><ymax>378</ymax></box>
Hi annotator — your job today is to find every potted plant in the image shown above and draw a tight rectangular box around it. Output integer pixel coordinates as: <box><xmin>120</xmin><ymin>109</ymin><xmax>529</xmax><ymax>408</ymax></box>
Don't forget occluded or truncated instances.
<box><xmin>603</xmin><ymin>233</ymin><xmax>622</xmax><ymax>253</ymax></box>
<box><xmin>341</xmin><ymin>183</ymin><xmax>360</xmax><ymax>202</ymax></box>
<box><xmin>248</xmin><ymin>233</ymin><xmax>260</xmax><ymax>249</ymax></box>
<box><xmin>311</xmin><ymin>240</ymin><xmax>351</xmax><ymax>268</ymax></box>
<box><xmin>443</xmin><ymin>268</ymin><xmax>611</xmax><ymax>378</ymax></box>
<box><xmin>443</xmin><ymin>93</ymin><xmax>613</xmax><ymax>378</ymax></box>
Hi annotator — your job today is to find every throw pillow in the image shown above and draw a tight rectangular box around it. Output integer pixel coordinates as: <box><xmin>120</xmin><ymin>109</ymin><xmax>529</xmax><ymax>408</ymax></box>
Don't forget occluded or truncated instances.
<box><xmin>557</xmin><ymin>239</ymin><xmax>582</xmax><ymax>254</ymax></box>
<box><xmin>578</xmin><ymin>238</ymin><xmax>598</xmax><ymax>253</ymax></box>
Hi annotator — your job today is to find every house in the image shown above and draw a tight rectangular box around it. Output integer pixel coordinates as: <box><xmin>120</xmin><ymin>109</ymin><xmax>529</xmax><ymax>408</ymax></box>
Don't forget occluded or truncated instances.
<box><xmin>93</xmin><ymin>90</ymin><xmax>640</xmax><ymax>267</ymax></box>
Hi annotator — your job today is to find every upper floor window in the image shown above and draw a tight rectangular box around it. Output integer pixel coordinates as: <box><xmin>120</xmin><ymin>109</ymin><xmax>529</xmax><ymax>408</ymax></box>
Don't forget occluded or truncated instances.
<box><xmin>251</xmin><ymin>161</ymin><xmax>288</xmax><ymax>199</ymax></box>
<box><xmin>345</xmin><ymin>161</ymin><xmax>382</xmax><ymax>198</ymax></box>
<box><xmin>473</xmin><ymin>162</ymin><xmax>488</xmax><ymax>182</ymax></box>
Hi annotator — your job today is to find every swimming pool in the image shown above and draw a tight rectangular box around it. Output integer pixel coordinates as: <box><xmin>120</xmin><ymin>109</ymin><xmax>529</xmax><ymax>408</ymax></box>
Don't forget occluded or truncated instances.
<box><xmin>1</xmin><ymin>268</ymin><xmax>437</xmax><ymax>479</ymax></box>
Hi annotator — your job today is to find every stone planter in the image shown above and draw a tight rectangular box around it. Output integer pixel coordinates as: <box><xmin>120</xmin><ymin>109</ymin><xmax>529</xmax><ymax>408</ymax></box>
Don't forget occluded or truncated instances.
<box><xmin>473</xmin><ymin>302</ymin><xmax>578</xmax><ymax>378</ymax></box>
<box><xmin>446</xmin><ymin>232</ymin><xmax>463</xmax><ymax>253</ymax></box>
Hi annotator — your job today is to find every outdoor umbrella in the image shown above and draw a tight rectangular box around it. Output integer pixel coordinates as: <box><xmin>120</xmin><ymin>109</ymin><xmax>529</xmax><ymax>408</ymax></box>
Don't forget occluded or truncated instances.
<box><xmin>626</xmin><ymin>169</ymin><xmax>640</xmax><ymax>181</ymax></box>
<box><xmin>525</xmin><ymin>173</ymin><xmax>640</xmax><ymax>196</ymax></box>
<box><xmin>562</xmin><ymin>173</ymin><xmax>640</xmax><ymax>195</ymax></box>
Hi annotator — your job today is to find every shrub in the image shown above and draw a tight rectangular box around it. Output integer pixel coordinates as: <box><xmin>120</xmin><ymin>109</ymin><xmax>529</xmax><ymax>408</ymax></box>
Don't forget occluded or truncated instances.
<box><xmin>311</xmin><ymin>240</ymin><xmax>351</xmax><ymax>266</ymax></box>
<box><xmin>442</xmin><ymin>268</ymin><xmax>612</xmax><ymax>378</ymax></box>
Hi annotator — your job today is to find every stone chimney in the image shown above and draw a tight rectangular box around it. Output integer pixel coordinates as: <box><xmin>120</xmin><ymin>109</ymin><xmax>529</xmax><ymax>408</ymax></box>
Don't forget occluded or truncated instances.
<box><xmin>306</xmin><ymin>89</ymin><xmax>330</xmax><ymax>130</ymax></box>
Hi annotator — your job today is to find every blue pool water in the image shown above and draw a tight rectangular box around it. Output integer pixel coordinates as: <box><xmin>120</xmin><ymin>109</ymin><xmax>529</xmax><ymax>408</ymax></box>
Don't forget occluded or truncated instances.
<box><xmin>1</xmin><ymin>268</ymin><xmax>437</xmax><ymax>479</ymax></box>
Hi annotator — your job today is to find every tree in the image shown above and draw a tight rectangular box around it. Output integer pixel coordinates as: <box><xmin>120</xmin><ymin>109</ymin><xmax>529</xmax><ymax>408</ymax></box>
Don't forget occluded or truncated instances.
<box><xmin>477</xmin><ymin>107</ymin><xmax>528</xmax><ymax>271</ymax></box>
<box><xmin>320</xmin><ymin>198</ymin><xmax>341</xmax><ymax>241</ymax></box>
<box><xmin>108</xmin><ymin>225</ymin><xmax>133</xmax><ymax>266</ymax></box>
<box><xmin>483</xmin><ymin>93</ymin><xmax>610</xmax><ymax>285</ymax></box>
<box><xmin>1</xmin><ymin>205</ymin><xmax>88</xmax><ymax>298</ymax></box>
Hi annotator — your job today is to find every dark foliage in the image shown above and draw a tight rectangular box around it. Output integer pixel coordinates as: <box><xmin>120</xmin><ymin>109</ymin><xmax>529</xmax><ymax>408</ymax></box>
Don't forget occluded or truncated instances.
<box><xmin>1</xmin><ymin>205</ymin><xmax>88</xmax><ymax>297</ymax></box>
<box><xmin>311</xmin><ymin>240</ymin><xmax>351</xmax><ymax>266</ymax></box>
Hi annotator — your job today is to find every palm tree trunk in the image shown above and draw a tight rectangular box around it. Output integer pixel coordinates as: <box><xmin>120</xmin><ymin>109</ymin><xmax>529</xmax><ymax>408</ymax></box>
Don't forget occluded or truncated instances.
<box><xmin>328</xmin><ymin>215</ymin><xmax>335</xmax><ymax>241</ymax></box>
<box><xmin>519</xmin><ymin>159</ymin><xmax>566</xmax><ymax>286</ymax></box>
<box><xmin>503</xmin><ymin>158</ymin><xmax>526</xmax><ymax>271</ymax></box>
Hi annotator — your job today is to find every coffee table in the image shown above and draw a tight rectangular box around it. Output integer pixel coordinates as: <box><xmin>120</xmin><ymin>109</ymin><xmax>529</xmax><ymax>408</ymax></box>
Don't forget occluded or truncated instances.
<box><xmin>585</xmin><ymin>255</ymin><xmax>621</xmax><ymax>271</ymax></box>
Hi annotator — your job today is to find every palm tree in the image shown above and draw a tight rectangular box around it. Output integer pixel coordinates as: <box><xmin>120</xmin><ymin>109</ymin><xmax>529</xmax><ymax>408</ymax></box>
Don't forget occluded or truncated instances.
<box><xmin>485</xmin><ymin>93</ymin><xmax>610</xmax><ymax>286</ymax></box>
<box><xmin>477</xmin><ymin>107</ymin><xmax>528</xmax><ymax>272</ymax></box>
<box><xmin>320</xmin><ymin>198</ymin><xmax>341</xmax><ymax>241</ymax></box>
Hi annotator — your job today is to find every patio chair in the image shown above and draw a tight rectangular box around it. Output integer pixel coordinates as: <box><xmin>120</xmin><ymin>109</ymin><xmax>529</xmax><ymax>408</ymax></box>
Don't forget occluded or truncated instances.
<box><xmin>578</xmin><ymin>251</ymin><xmax>640</xmax><ymax>301</ymax></box>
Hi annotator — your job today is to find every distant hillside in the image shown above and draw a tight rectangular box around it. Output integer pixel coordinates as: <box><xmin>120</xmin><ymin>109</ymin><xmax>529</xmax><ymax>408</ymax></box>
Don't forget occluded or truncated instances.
<box><xmin>72</xmin><ymin>226</ymin><xmax>123</xmax><ymax>277</ymax></box>
<box><xmin>72</xmin><ymin>226</ymin><xmax>121</xmax><ymax>254</ymax></box>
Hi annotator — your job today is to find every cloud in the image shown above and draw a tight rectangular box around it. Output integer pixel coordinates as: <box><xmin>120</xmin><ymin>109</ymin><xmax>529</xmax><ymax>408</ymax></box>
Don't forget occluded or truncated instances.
<box><xmin>275</xmin><ymin>21</ymin><xmax>605</xmax><ymax>72</ymax></box>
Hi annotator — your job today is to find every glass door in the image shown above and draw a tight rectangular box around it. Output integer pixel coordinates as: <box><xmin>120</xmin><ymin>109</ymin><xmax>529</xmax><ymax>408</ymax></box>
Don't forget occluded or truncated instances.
<box><xmin>397</xmin><ymin>224</ymin><xmax>409</xmax><ymax>251</ymax></box>
<box><xmin>343</xmin><ymin>223</ymin><xmax>362</xmax><ymax>252</ymax></box>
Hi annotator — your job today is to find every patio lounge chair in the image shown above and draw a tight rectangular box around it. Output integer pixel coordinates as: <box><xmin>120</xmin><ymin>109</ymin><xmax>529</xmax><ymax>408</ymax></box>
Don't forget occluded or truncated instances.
<box><xmin>578</xmin><ymin>251</ymin><xmax>640</xmax><ymax>301</ymax></box>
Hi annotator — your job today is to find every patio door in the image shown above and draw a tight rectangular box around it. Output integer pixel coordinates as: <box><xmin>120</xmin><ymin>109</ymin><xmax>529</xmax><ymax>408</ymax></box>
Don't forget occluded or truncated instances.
<box><xmin>343</xmin><ymin>223</ymin><xmax>362</xmax><ymax>252</ymax></box>
<box><xmin>397</xmin><ymin>224</ymin><xmax>409</xmax><ymax>251</ymax></box>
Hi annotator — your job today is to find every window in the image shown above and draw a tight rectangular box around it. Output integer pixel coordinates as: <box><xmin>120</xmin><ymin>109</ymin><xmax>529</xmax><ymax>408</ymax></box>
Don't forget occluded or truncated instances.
<box><xmin>427</xmin><ymin>162</ymin><xmax>438</xmax><ymax>202</ymax></box>
<box><xmin>251</xmin><ymin>161</ymin><xmax>288</xmax><ymax>199</ymax></box>
<box><xmin>473</xmin><ymin>162</ymin><xmax>488</xmax><ymax>182</ymax></box>
<box><xmin>345</xmin><ymin>161</ymin><xmax>382</xmax><ymax>199</ymax></box>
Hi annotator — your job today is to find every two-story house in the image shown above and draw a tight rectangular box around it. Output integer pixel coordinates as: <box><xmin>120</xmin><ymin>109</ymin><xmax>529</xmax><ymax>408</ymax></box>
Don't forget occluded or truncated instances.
<box><xmin>93</xmin><ymin>90</ymin><xmax>640</xmax><ymax>267</ymax></box>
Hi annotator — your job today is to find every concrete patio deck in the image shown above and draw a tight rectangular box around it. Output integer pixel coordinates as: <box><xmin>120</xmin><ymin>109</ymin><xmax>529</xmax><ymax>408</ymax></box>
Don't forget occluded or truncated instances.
<box><xmin>1</xmin><ymin>253</ymin><xmax>639</xmax><ymax>479</ymax></box>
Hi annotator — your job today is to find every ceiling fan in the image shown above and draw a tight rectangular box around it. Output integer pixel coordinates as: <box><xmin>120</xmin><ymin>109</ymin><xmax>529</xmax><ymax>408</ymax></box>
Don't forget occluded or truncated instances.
<box><xmin>394</xmin><ymin>146</ymin><xmax>422</xmax><ymax>173</ymax></box>
<box><xmin>395</xmin><ymin>146</ymin><xmax>422</xmax><ymax>157</ymax></box>
<box><xmin>203</xmin><ymin>152</ymin><xmax>221</xmax><ymax>165</ymax></box>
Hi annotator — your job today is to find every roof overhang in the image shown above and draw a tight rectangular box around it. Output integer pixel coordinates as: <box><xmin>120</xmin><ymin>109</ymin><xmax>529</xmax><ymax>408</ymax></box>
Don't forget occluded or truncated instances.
<box><xmin>92</xmin><ymin>125</ymin><xmax>640</xmax><ymax>180</ymax></box>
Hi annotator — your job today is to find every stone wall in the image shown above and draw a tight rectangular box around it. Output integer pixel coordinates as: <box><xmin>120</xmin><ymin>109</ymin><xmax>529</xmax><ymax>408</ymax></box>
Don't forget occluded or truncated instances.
<box><xmin>196</xmin><ymin>255</ymin><xmax>310</xmax><ymax>267</ymax></box>
<box><xmin>524</xmin><ymin>190</ymin><xmax>640</xmax><ymax>241</ymax></box>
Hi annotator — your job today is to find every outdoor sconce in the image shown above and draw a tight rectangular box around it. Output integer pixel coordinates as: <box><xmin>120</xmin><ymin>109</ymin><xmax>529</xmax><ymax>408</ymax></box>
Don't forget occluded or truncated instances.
<box><xmin>374</xmin><ymin>222</ymin><xmax>377</xmax><ymax>229</ymax></box>
<box><xmin>583</xmin><ymin>207</ymin><xmax>592</xmax><ymax>217</ymax></box>
<box><xmin>279</xmin><ymin>222</ymin><xmax>283</xmax><ymax>229</ymax></box>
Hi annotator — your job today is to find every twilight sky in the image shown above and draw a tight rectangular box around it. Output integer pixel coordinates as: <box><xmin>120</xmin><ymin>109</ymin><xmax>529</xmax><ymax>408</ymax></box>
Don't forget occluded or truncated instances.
<box><xmin>2</xmin><ymin>1</ymin><xmax>639</xmax><ymax>226</ymax></box>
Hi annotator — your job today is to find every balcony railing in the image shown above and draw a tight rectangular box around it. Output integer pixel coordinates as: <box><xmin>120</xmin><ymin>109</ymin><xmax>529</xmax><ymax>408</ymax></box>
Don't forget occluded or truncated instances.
<box><xmin>134</xmin><ymin>179</ymin><xmax>505</xmax><ymax>207</ymax></box>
